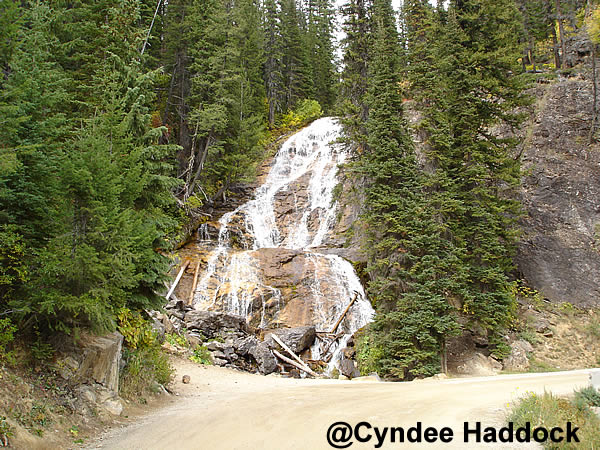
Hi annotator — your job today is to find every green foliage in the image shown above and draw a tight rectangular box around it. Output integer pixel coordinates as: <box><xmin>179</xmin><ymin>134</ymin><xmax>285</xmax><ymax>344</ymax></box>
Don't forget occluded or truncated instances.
<box><xmin>338</xmin><ymin>0</ymin><xmax>527</xmax><ymax>380</ymax></box>
<box><xmin>489</xmin><ymin>336</ymin><xmax>512</xmax><ymax>360</ymax></box>
<box><xmin>117</xmin><ymin>308</ymin><xmax>157</xmax><ymax>350</ymax></box>
<box><xmin>13</xmin><ymin>401</ymin><xmax>52</xmax><ymax>437</ymax></box>
<box><xmin>0</xmin><ymin>2</ymin><xmax>179</xmax><ymax>334</ymax></box>
<box><xmin>574</xmin><ymin>386</ymin><xmax>600</xmax><ymax>408</ymax></box>
<box><xmin>511</xmin><ymin>281</ymin><xmax>545</xmax><ymax>309</ymax></box>
<box><xmin>30</xmin><ymin>330</ymin><xmax>54</xmax><ymax>364</ymax></box>
<box><xmin>355</xmin><ymin>332</ymin><xmax>385</xmax><ymax>376</ymax></box>
<box><xmin>120</xmin><ymin>345</ymin><xmax>174</xmax><ymax>400</ymax></box>
<box><xmin>119</xmin><ymin>310</ymin><xmax>174</xmax><ymax>400</ymax></box>
<box><xmin>586</xmin><ymin>5</ymin><xmax>600</xmax><ymax>44</ymax></box>
<box><xmin>165</xmin><ymin>332</ymin><xmax>190</xmax><ymax>349</ymax></box>
<box><xmin>0</xmin><ymin>318</ymin><xmax>16</xmax><ymax>366</ymax></box>
<box><xmin>517</xmin><ymin>328</ymin><xmax>542</xmax><ymax>346</ymax></box>
<box><xmin>190</xmin><ymin>345</ymin><xmax>212</xmax><ymax>365</ymax></box>
<box><xmin>0</xmin><ymin>226</ymin><xmax>28</xmax><ymax>306</ymax></box>
<box><xmin>508</xmin><ymin>391</ymin><xmax>600</xmax><ymax>449</ymax></box>
<box><xmin>278</xmin><ymin>99</ymin><xmax>323</xmax><ymax>131</ymax></box>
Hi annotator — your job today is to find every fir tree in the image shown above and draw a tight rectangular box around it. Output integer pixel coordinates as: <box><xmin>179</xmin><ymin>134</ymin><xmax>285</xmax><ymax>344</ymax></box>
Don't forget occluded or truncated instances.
<box><xmin>263</xmin><ymin>0</ymin><xmax>284</xmax><ymax>124</ymax></box>
<box><xmin>359</xmin><ymin>0</ymin><xmax>460</xmax><ymax>379</ymax></box>
<box><xmin>339</xmin><ymin>0</ymin><xmax>372</xmax><ymax>146</ymax></box>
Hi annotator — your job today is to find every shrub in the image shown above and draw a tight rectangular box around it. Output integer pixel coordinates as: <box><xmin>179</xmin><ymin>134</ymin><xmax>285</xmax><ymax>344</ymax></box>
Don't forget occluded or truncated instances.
<box><xmin>278</xmin><ymin>100</ymin><xmax>323</xmax><ymax>131</ymax></box>
<box><xmin>508</xmin><ymin>391</ymin><xmax>600</xmax><ymax>449</ymax></box>
<box><xmin>165</xmin><ymin>332</ymin><xmax>189</xmax><ymax>349</ymax></box>
<box><xmin>117</xmin><ymin>308</ymin><xmax>156</xmax><ymax>349</ymax></box>
<box><xmin>189</xmin><ymin>346</ymin><xmax>212</xmax><ymax>365</ymax></box>
<box><xmin>355</xmin><ymin>332</ymin><xmax>384</xmax><ymax>376</ymax></box>
<box><xmin>118</xmin><ymin>310</ymin><xmax>174</xmax><ymax>400</ymax></box>
<box><xmin>0</xmin><ymin>318</ymin><xmax>16</xmax><ymax>366</ymax></box>
<box><xmin>517</xmin><ymin>328</ymin><xmax>541</xmax><ymax>346</ymax></box>
<box><xmin>574</xmin><ymin>386</ymin><xmax>600</xmax><ymax>408</ymax></box>
<box><xmin>120</xmin><ymin>345</ymin><xmax>174</xmax><ymax>400</ymax></box>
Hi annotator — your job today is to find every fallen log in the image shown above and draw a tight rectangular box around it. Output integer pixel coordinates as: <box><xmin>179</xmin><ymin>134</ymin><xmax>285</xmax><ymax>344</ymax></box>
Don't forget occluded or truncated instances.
<box><xmin>166</xmin><ymin>260</ymin><xmax>190</xmax><ymax>301</ymax></box>
<box><xmin>270</xmin><ymin>334</ymin><xmax>313</xmax><ymax>373</ymax></box>
<box><xmin>273</xmin><ymin>350</ymin><xmax>319</xmax><ymax>378</ymax></box>
<box><xmin>330</xmin><ymin>291</ymin><xmax>359</xmax><ymax>334</ymax></box>
<box><xmin>187</xmin><ymin>260</ymin><xmax>201</xmax><ymax>306</ymax></box>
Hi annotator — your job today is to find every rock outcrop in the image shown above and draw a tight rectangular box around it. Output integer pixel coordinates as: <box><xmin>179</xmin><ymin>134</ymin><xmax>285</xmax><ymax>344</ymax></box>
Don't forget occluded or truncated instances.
<box><xmin>517</xmin><ymin>77</ymin><xmax>600</xmax><ymax>306</ymax></box>
<box><xmin>55</xmin><ymin>332</ymin><xmax>125</xmax><ymax>416</ymax></box>
<box><xmin>502</xmin><ymin>340</ymin><xmax>534</xmax><ymax>372</ymax></box>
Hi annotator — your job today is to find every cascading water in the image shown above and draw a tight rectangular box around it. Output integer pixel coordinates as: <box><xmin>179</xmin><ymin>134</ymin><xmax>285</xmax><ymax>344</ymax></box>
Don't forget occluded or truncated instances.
<box><xmin>191</xmin><ymin>117</ymin><xmax>374</xmax><ymax>372</ymax></box>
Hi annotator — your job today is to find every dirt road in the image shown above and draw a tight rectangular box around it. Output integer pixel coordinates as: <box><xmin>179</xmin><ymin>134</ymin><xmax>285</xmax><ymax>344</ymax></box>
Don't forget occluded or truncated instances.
<box><xmin>87</xmin><ymin>360</ymin><xmax>591</xmax><ymax>449</ymax></box>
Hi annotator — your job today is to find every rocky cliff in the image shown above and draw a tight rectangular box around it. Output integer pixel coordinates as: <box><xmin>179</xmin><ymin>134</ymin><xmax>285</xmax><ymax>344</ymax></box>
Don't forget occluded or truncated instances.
<box><xmin>517</xmin><ymin>74</ymin><xmax>600</xmax><ymax>306</ymax></box>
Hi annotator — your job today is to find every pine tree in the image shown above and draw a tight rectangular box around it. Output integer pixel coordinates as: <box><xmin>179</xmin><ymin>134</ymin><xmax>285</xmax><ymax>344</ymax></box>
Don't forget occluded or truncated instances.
<box><xmin>0</xmin><ymin>0</ymin><xmax>21</xmax><ymax>85</ymax></box>
<box><xmin>280</xmin><ymin>0</ymin><xmax>314</xmax><ymax>111</ymax></box>
<box><xmin>0</xmin><ymin>1</ymin><xmax>69</xmax><ymax>247</ymax></box>
<box><xmin>423</xmin><ymin>0</ymin><xmax>528</xmax><ymax>343</ymax></box>
<box><xmin>30</xmin><ymin>52</ymin><xmax>178</xmax><ymax>332</ymax></box>
<box><xmin>339</xmin><ymin>0</ymin><xmax>372</xmax><ymax>146</ymax></box>
<box><xmin>263</xmin><ymin>0</ymin><xmax>284</xmax><ymax>124</ymax></box>
<box><xmin>0</xmin><ymin>1</ymin><xmax>178</xmax><ymax>332</ymax></box>
<box><xmin>307</xmin><ymin>0</ymin><xmax>338</xmax><ymax>111</ymax></box>
<box><xmin>358</xmin><ymin>0</ymin><xmax>460</xmax><ymax>380</ymax></box>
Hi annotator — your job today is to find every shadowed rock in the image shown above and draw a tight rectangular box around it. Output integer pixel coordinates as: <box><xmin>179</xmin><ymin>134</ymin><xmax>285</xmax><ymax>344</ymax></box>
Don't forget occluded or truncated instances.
<box><xmin>265</xmin><ymin>326</ymin><xmax>316</xmax><ymax>353</ymax></box>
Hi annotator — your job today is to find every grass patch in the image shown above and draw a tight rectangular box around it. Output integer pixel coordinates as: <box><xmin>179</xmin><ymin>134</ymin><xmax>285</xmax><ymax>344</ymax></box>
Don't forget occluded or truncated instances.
<box><xmin>120</xmin><ymin>346</ymin><xmax>174</xmax><ymax>401</ymax></box>
<box><xmin>527</xmin><ymin>358</ymin><xmax>559</xmax><ymax>373</ymax></box>
<box><xmin>517</xmin><ymin>328</ymin><xmax>542</xmax><ymax>346</ymax></box>
<box><xmin>585</xmin><ymin>318</ymin><xmax>600</xmax><ymax>338</ymax></box>
<box><xmin>508</xmin><ymin>391</ymin><xmax>600</xmax><ymax>449</ymax></box>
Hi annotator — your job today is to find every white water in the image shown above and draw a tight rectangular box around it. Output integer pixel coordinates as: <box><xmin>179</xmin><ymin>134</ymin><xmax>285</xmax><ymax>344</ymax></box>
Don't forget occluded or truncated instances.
<box><xmin>191</xmin><ymin>117</ymin><xmax>374</xmax><ymax>371</ymax></box>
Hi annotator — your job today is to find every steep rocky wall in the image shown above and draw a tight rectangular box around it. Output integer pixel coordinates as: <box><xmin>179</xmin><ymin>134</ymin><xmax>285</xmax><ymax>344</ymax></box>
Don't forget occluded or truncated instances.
<box><xmin>517</xmin><ymin>76</ymin><xmax>600</xmax><ymax>306</ymax></box>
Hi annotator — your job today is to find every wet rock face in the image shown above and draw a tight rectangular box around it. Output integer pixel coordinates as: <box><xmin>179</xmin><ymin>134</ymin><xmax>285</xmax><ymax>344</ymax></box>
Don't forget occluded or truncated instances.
<box><xmin>175</xmin><ymin>118</ymin><xmax>374</xmax><ymax>374</ymax></box>
<box><xmin>517</xmin><ymin>78</ymin><xmax>600</xmax><ymax>306</ymax></box>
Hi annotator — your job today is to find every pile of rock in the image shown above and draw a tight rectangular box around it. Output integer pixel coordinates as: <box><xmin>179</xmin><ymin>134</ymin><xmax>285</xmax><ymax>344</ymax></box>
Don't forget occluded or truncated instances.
<box><xmin>163</xmin><ymin>306</ymin><xmax>321</xmax><ymax>377</ymax></box>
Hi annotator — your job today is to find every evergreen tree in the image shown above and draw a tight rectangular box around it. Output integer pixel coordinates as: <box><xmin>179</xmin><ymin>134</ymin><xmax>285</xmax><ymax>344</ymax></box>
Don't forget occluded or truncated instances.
<box><xmin>29</xmin><ymin>53</ymin><xmax>178</xmax><ymax>332</ymax></box>
<box><xmin>339</xmin><ymin>0</ymin><xmax>371</xmax><ymax>146</ymax></box>
<box><xmin>307</xmin><ymin>0</ymin><xmax>338</xmax><ymax>111</ymax></box>
<box><xmin>280</xmin><ymin>0</ymin><xmax>314</xmax><ymax>111</ymax></box>
<box><xmin>359</xmin><ymin>0</ymin><xmax>460</xmax><ymax>379</ymax></box>
<box><xmin>263</xmin><ymin>0</ymin><xmax>284</xmax><ymax>124</ymax></box>
<box><xmin>183</xmin><ymin>0</ymin><xmax>267</xmax><ymax>201</ymax></box>
<box><xmin>0</xmin><ymin>0</ymin><xmax>21</xmax><ymax>85</ymax></box>
<box><xmin>0</xmin><ymin>1</ymin><xmax>178</xmax><ymax>332</ymax></box>
<box><xmin>0</xmin><ymin>1</ymin><xmax>69</xmax><ymax>248</ymax></box>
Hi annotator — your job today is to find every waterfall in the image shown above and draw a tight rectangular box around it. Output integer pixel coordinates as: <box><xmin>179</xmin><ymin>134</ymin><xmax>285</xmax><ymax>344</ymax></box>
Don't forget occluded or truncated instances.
<box><xmin>190</xmin><ymin>117</ymin><xmax>374</xmax><ymax>372</ymax></box>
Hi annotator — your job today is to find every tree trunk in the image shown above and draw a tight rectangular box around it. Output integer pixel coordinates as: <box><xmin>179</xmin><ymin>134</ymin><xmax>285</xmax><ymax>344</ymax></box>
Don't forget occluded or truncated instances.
<box><xmin>556</xmin><ymin>0</ymin><xmax>567</xmax><ymax>68</ymax></box>
<box><xmin>440</xmin><ymin>340</ymin><xmax>448</xmax><ymax>374</ymax></box>
<box><xmin>590</xmin><ymin>45</ymin><xmax>598</xmax><ymax>144</ymax></box>
<box><xmin>529</xmin><ymin>37</ymin><xmax>536</xmax><ymax>72</ymax></box>
<box><xmin>551</xmin><ymin>25</ymin><xmax>561</xmax><ymax>69</ymax></box>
